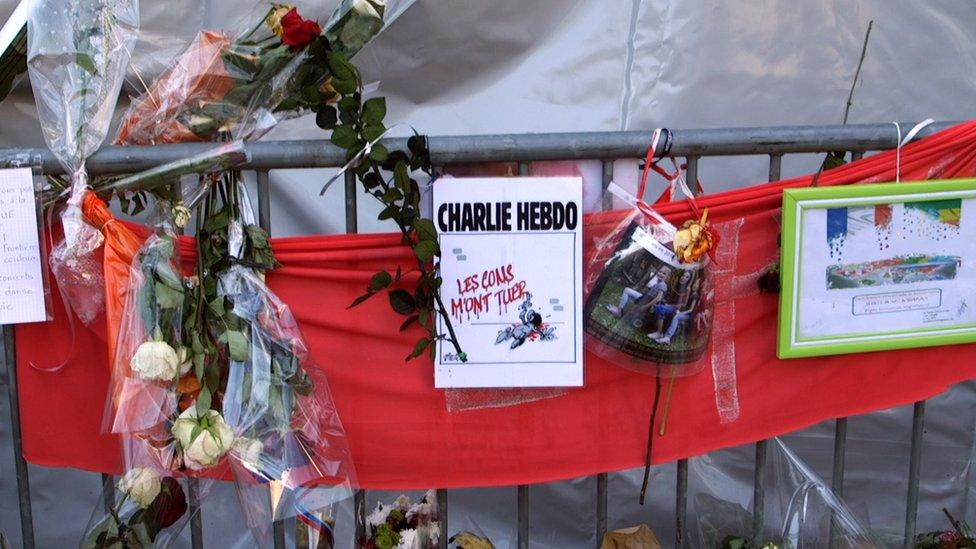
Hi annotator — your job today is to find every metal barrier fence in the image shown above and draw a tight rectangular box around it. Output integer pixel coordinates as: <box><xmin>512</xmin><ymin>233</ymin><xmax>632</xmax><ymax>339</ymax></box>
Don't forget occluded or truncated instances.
<box><xmin>0</xmin><ymin>121</ymin><xmax>956</xmax><ymax>548</ymax></box>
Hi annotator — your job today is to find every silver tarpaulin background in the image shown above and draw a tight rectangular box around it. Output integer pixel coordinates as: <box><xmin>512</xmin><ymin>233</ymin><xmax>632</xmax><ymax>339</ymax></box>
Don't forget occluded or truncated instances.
<box><xmin>1</xmin><ymin>0</ymin><xmax>976</xmax><ymax>546</ymax></box>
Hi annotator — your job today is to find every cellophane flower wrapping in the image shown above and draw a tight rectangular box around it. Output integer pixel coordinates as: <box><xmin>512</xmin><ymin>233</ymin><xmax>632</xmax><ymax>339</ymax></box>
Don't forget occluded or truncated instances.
<box><xmin>114</xmin><ymin>0</ymin><xmax>408</xmax><ymax>146</ymax></box>
<box><xmin>88</xmin><ymin>209</ymin><xmax>207</xmax><ymax>548</ymax></box>
<box><xmin>219</xmin><ymin>179</ymin><xmax>356</xmax><ymax>538</ymax></box>
<box><xmin>583</xmin><ymin>207</ymin><xmax>717</xmax><ymax>378</ymax></box>
<box><xmin>27</xmin><ymin>0</ymin><xmax>139</xmax><ymax>324</ymax></box>
<box><xmin>691</xmin><ymin>438</ymin><xmax>882</xmax><ymax>548</ymax></box>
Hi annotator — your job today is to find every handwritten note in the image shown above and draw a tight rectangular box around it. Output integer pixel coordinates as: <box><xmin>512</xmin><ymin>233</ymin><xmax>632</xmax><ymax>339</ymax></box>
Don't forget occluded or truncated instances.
<box><xmin>0</xmin><ymin>168</ymin><xmax>47</xmax><ymax>325</ymax></box>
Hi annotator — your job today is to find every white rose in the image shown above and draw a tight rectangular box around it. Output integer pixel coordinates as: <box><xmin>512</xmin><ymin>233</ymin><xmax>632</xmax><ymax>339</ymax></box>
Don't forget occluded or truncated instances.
<box><xmin>231</xmin><ymin>436</ymin><xmax>263</xmax><ymax>470</ymax></box>
<box><xmin>130</xmin><ymin>341</ymin><xmax>180</xmax><ymax>381</ymax></box>
<box><xmin>117</xmin><ymin>468</ymin><xmax>161</xmax><ymax>509</ymax></box>
<box><xmin>171</xmin><ymin>408</ymin><xmax>235</xmax><ymax>470</ymax></box>
<box><xmin>366</xmin><ymin>502</ymin><xmax>389</xmax><ymax>534</ymax></box>
<box><xmin>177</xmin><ymin>346</ymin><xmax>193</xmax><ymax>376</ymax></box>
<box><xmin>427</xmin><ymin>522</ymin><xmax>440</xmax><ymax>546</ymax></box>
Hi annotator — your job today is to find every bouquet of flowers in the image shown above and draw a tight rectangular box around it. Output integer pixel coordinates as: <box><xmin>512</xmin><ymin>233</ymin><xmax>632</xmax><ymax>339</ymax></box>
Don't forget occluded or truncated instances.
<box><xmin>115</xmin><ymin>0</ymin><xmax>389</xmax><ymax>145</ymax></box>
<box><xmin>362</xmin><ymin>491</ymin><xmax>441</xmax><ymax>549</ymax></box>
<box><xmin>915</xmin><ymin>509</ymin><xmax>976</xmax><ymax>548</ymax></box>
<box><xmin>28</xmin><ymin>0</ymin><xmax>138</xmax><ymax>325</ymax></box>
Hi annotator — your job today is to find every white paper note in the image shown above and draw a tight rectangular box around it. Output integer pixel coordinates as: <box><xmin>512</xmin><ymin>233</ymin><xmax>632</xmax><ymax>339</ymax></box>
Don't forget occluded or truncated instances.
<box><xmin>0</xmin><ymin>168</ymin><xmax>47</xmax><ymax>325</ymax></box>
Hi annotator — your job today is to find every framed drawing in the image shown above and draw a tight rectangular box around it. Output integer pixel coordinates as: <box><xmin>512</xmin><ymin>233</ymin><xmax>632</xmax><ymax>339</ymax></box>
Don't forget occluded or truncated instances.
<box><xmin>778</xmin><ymin>178</ymin><xmax>976</xmax><ymax>358</ymax></box>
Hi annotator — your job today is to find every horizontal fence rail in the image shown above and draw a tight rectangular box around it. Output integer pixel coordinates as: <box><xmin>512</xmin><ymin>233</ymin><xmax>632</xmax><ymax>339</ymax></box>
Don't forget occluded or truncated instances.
<box><xmin>0</xmin><ymin>121</ymin><xmax>958</xmax><ymax>175</ymax></box>
<box><xmin>1</xmin><ymin>121</ymin><xmax>950</xmax><ymax>548</ymax></box>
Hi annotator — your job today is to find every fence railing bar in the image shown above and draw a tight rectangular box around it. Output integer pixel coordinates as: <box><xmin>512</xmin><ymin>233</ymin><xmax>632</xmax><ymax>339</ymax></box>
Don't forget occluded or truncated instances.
<box><xmin>904</xmin><ymin>401</ymin><xmax>926</xmax><ymax>548</ymax></box>
<box><xmin>188</xmin><ymin>478</ymin><xmax>203</xmax><ymax>549</ymax></box>
<box><xmin>437</xmin><ymin>489</ymin><xmax>448</xmax><ymax>549</ymax></box>
<box><xmin>601</xmin><ymin>159</ymin><xmax>614</xmax><ymax>211</ymax></box>
<box><xmin>828</xmin><ymin>417</ymin><xmax>849</xmax><ymax>548</ymax></box>
<box><xmin>344</xmin><ymin>170</ymin><xmax>358</xmax><ymax>234</ymax></box>
<box><xmin>676</xmin><ymin>459</ymin><xmax>688</xmax><ymax>548</ymax></box>
<box><xmin>685</xmin><ymin>156</ymin><xmax>699</xmax><ymax>197</ymax></box>
<box><xmin>752</xmin><ymin>440</ymin><xmax>768</xmax><ymax>544</ymax></box>
<box><xmin>3</xmin><ymin>325</ymin><xmax>34</xmax><ymax>549</ymax></box>
<box><xmin>768</xmin><ymin>154</ymin><xmax>782</xmax><ymax>183</ymax></box>
<box><xmin>517</xmin><ymin>485</ymin><xmax>529</xmax><ymax>549</ymax></box>
<box><xmin>101</xmin><ymin>473</ymin><xmax>115</xmax><ymax>515</ymax></box>
<box><xmin>2</xmin><ymin>122</ymin><xmax>955</xmax><ymax>176</ymax></box>
<box><xmin>355</xmin><ymin>490</ymin><xmax>366</xmax><ymax>547</ymax></box>
<box><xmin>516</xmin><ymin>161</ymin><xmax>531</xmax><ymax>549</ymax></box>
<box><xmin>596</xmin><ymin>473</ymin><xmax>608</xmax><ymax>548</ymax></box>
<box><xmin>851</xmin><ymin>151</ymin><xmax>865</xmax><ymax>161</ymax></box>
<box><xmin>255</xmin><ymin>169</ymin><xmax>286</xmax><ymax>549</ymax></box>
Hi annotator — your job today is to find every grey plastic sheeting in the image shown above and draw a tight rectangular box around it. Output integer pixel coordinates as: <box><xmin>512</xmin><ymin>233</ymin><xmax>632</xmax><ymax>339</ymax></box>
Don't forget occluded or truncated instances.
<box><xmin>2</xmin><ymin>0</ymin><xmax>976</xmax><ymax>546</ymax></box>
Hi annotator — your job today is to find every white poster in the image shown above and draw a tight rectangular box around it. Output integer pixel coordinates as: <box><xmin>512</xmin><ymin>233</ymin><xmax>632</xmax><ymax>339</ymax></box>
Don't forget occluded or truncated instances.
<box><xmin>0</xmin><ymin>168</ymin><xmax>47</xmax><ymax>325</ymax></box>
<box><xmin>796</xmin><ymin>194</ymin><xmax>976</xmax><ymax>341</ymax></box>
<box><xmin>433</xmin><ymin>177</ymin><xmax>583</xmax><ymax>388</ymax></box>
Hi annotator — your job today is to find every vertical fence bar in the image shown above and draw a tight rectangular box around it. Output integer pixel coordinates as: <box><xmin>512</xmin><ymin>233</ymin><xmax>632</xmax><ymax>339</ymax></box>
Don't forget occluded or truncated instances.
<box><xmin>595</xmin><ymin>158</ymin><xmax>613</xmax><ymax>548</ymax></box>
<box><xmin>904</xmin><ymin>401</ymin><xmax>926</xmax><ymax>548</ymax></box>
<box><xmin>596</xmin><ymin>473</ymin><xmax>608</xmax><ymax>548</ymax></box>
<box><xmin>675</xmin><ymin>459</ymin><xmax>688</xmax><ymax>549</ymax></box>
<box><xmin>752</xmin><ymin>440</ymin><xmax>767</xmax><ymax>544</ymax></box>
<box><xmin>101</xmin><ymin>474</ymin><xmax>115</xmax><ymax>516</ymax></box>
<box><xmin>673</xmin><ymin>155</ymin><xmax>697</xmax><ymax>549</ymax></box>
<box><xmin>851</xmin><ymin>151</ymin><xmax>864</xmax><ymax>162</ymax></box>
<box><xmin>256</xmin><ymin>169</ymin><xmax>286</xmax><ymax>549</ymax></box>
<box><xmin>345</xmin><ymin>166</ymin><xmax>365</xmax><ymax>548</ymax></box>
<box><xmin>3</xmin><ymin>325</ymin><xmax>35</xmax><ymax>549</ymax></box>
<box><xmin>344</xmin><ymin>170</ymin><xmax>358</xmax><ymax>234</ymax></box>
<box><xmin>751</xmin><ymin>154</ymin><xmax>780</xmax><ymax>544</ymax></box>
<box><xmin>188</xmin><ymin>478</ymin><xmax>204</xmax><ymax>549</ymax></box>
<box><xmin>516</xmin><ymin>160</ymin><xmax>530</xmax><ymax>549</ymax></box>
<box><xmin>438</xmin><ymin>489</ymin><xmax>448</xmax><ymax>549</ymax></box>
<box><xmin>355</xmin><ymin>490</ymin><xmax>366</xmax><ymax>547</ymax></box>
<box><xmin>829</xmin><ymin>417</ymin><xmax>849</xmax><ymax>548</ymax></box>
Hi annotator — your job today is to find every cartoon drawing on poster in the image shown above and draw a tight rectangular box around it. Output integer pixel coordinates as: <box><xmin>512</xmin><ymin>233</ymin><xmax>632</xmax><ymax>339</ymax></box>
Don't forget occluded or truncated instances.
<box><xmin>433</xmin><ymin>177</ymin><xmax>583</xmax><ymax>388</ymax></box>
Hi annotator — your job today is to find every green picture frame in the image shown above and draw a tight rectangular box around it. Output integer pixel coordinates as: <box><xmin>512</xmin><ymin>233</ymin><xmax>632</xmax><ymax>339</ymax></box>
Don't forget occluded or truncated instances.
<box><xmin>777</xmin><ymin>178</ymin><xmax>976</xmax><ymax>359</ymax></box>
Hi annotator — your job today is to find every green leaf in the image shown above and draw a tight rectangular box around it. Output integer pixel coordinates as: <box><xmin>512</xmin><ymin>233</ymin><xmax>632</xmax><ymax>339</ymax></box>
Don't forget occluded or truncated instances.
<box><xmin>415</xmin><ymin>218</ymin><xmax>437</xmax><ymax>242</ymax></box>
<box><xmin>362</xmin><ymin>97</ymin><xmax>387</xmax><ymax>124</ymax></box>
<box><xmin>407</xmin><ymin>337</ymin><xmax>430</xmax><ymax>360</ymax></box>
<box><xmin>331</xmin><ymin>124</ymin><xmax>358</xmax><ymax>149</ymax></box>
<box><xmin>388</xmin><ymin>289</ymin><xmax>416</xmax><ymax>315</ymax></box>
<box><xmin>155</xmin><ymin>281</ymin><xmax>183</xmax><ymax>309</ymax></box>
<box><xmin>195</xmin><ymin>386</ymin><xmax>212</xmax><ymax>416</ymax></box>
<box><xmin>316</xmin><ymin>108</ymin><xmax>337</xmax><ymax>130</ymax></box>
<box><xmin>338</xmin><ymin>95</ymin><xmax>359</xmax><ymax>115</ymax></box>
<box><xmin>76</xmin><ymin>53</ymin><xmax>97</xmax><ymax>74</ymax></box>
<box><xmin>407</xmin><ymin>134</ymin><xmax>428</xmax><ymax>157</ymax></box>
<box><xmin>362</xmin><ymin>122</ymin><xmax>386</xmax><ymax>142</ymax></box>
<box><xmin>331</xmin><ymin>77</ymin><xmax>357</xmax><ymax>95</ymax></box>
<box><xmin>226</xmin><ymin>330</ymin><xmax>249</xmax><ymax>362</ymax></box>
<box><xmin>413</xmin><ymin>240</ymin><xmax>439</xmax><ymax>262</ymax></box>
<box><xmin>382</xmin><ymin>188</ymin><xmax>403</xmax><ymax>202</ymax></box>
<box><xmin>400</xmin><ymin>315</ymin><xmax>419</xmax><ymax>332</ymax></box>
<box><xmin>369</xmin><ymin>143</ymin><xmax>389</xmax><ymax>163</ymax></box>
<box><xmin>393</xmin><ymin>161</ymin><xmax>409</xmax><ymax>189</ymax></box>
<box><xmin>328</xmin><ymin>53</ymin><xmax>356</xmax><ymax>82</ymax></box>
<box><xmin>378</xmin><ymin>205</ymin><xmax>397</xmax><ymax>220</ymax></box>
<box><xmin>348</xmin><ymin>291</ymin><xmax>377</xmax><ymax>308</ymax></box>
<box><xmin>824</xmin><ymin>151</ymin><xmax>847</xmax><ymax>170</ymax></box>
<box><xmin>369</xmin><ymin>271</ymin><xmax>392</xmax><ymax>291</ymax></box>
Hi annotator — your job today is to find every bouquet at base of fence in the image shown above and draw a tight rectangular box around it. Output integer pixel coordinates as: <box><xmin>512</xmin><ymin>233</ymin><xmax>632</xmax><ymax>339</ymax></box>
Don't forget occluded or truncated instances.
<box><xmin>915</xmin><ymin>509</ymin><xmax>976</xmax><ymax>548</ymax></box>
<box><xmin>115</xmin><ymin>0</ymin><xmax>387</xmax><ymax>146</ymax></box>
<box><xmin>362</xmin><ymin>491</ymin><xmax>441</xmax><ymax>549</ymax></box>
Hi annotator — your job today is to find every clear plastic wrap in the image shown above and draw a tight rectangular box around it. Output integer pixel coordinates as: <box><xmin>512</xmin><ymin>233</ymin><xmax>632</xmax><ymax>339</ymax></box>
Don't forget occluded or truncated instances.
<box><xmin>27</xmin><ymin>0</ymin><xmax>139</xmax><ymax>325</ymax></box>
<box><xmin>584</xmin><ymin>207</ymin><xmax>715</xmax><ymax>378</ymax></box>
<box><xmin>115</xmin><ymin>0</ymin><xmax>412</xmax><ymax>146</ymax></box>
<box><xmin>691</xmin><ymin>439</ymin><xmax>882</xmax><ymax>548</ymax></box>
<box><xmin>81</xmin><ymin>471</ymin><xmax>202</xmax><ymax>549</ymax></box>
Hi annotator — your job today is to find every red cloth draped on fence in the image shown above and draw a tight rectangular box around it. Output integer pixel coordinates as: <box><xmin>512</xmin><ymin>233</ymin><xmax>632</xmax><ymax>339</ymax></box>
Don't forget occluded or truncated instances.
<box><xmin>15</xmin><ymin>122</ymin><xmax>976</xmax><ymax>489</ymax></box>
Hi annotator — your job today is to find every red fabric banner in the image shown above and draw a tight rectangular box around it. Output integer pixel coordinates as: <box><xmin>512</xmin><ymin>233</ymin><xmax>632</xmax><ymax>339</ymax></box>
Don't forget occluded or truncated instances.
<box><xmin>16</xmin><ymin>122</ymin><xmax>976</xmax><ymax>489</ymax></box>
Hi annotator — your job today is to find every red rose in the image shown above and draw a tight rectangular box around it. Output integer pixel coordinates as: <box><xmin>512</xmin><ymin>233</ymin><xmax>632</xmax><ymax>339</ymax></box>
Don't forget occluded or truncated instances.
<box><xmin>148</xmin><ymin>477</ymin><xmax>188</xmax><ymax>529</ymax></box>
<box><xmin>280</xmin><ymin>8</ymin><xmax>321</xmax><ymax>49</ymax></box>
